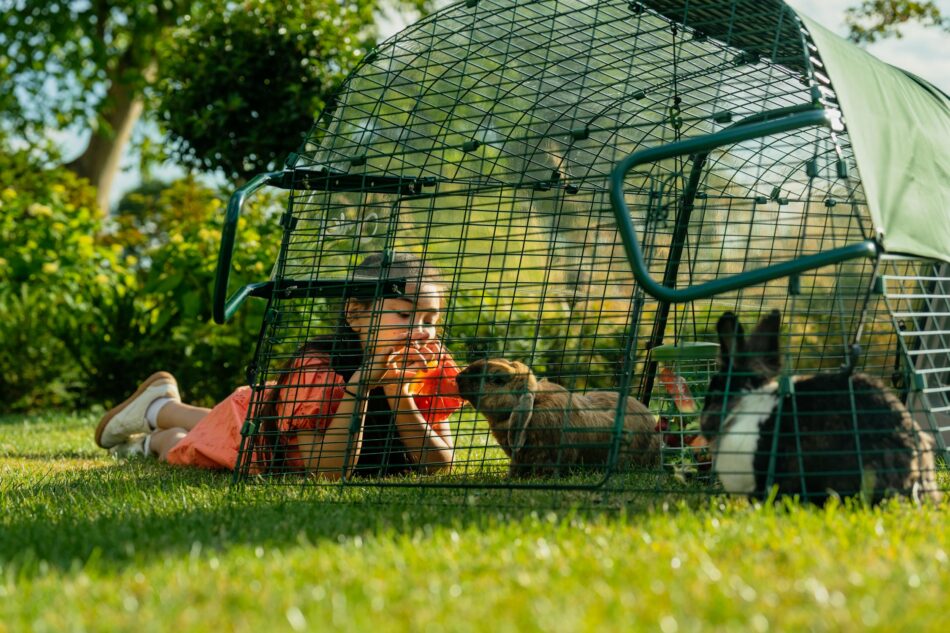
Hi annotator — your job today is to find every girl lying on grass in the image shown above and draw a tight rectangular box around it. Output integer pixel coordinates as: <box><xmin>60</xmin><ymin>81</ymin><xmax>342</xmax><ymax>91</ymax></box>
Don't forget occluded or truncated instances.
<box><xmin>94</xmin><ymin>251</ymin><xmax>464</xmax><ymax>479</ymax></box>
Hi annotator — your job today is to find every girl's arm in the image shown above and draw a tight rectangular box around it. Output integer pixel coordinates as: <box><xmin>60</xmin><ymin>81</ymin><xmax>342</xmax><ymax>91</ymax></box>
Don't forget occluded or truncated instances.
<box><xmin>293</xmin><ymin>345</ymin><xmax>454</xmax><ymax>477</ymax></box>
<box><xmin>379</xmin><ymin>342</ymin><xmax>455</xmax><ymax>472</ymax></box>
<box><xmin>294</xmin><ymin>343</ymin><xmax>420</xmax><ymax>478</ymax></box>
<box><xmin>295</xmin><ymin>369</ymin><xmax>371</xmax><ymax>480</ymax></box>
<box><xmin>382</xmin><ymin>381</ymin><xmax>455</xmax><ymax>473</ymax></box>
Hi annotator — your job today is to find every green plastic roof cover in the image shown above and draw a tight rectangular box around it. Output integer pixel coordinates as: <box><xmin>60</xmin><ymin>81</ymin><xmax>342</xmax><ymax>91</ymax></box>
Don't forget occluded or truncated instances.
<box><xmin>798</xmin><ymin>13</ymin><xmax>950</xmax><ymax>263</ymax></box>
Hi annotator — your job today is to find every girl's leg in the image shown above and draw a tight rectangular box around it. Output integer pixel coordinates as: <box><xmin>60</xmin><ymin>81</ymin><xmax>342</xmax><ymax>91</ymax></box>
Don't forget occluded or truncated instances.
<box><xmin>97</xmin><ymin>371</ymin><xmax>180</xmax><ymax>449</ymax></box>
<box><xmin>155</xmin><ymin>401</ymin><xmax>210</xmax><ymax>432</ymax></box>
<box><xmin>150</xmin><ymin>428</ymin><xmax>188</xmax><ymax>461</ymax></box>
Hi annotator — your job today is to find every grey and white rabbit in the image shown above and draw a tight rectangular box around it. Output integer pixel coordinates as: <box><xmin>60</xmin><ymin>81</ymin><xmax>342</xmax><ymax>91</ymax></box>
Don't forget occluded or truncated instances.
<box><xmin>455</xmin><ymin>358</ymin><xmax>661</xmax><ymax>478</ymax></box>
<box><xmin>701</xmin><ymin>310</ymin><xmax>941</xmax><ymax>504</ymax></box>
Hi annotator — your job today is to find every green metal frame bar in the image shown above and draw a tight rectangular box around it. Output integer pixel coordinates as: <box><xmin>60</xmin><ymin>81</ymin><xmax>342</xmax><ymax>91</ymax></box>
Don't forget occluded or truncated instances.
<box><xmin>609</xmin><ymin>107</ymin><xmax>880</xmax><ymax>304</ymax></box>
<box><xmin>213</xmin><ymin>171</ymin><xmax>285</xmax><ymax>324</ymax></box>
<box><xmin>214</xmin><ymin>168</ymin><xmax>430</xmax><ymax>324</ymax></box>
<box><xmin>638</xmin><ymin>103</ymin><xmax>832</xmax><ymax>404</ymax></box>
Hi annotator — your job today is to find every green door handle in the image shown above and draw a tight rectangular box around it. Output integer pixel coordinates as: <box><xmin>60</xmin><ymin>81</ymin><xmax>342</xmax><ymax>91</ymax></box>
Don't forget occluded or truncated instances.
<box><xmin>213</xmin><ymin>171</ymin><xmax>284</xmax><ymax>324</ymax></box>
<box><xmin>609</xmin><ymin>108</ymin><xmax>879</xmax><ymax>303</ymax></box>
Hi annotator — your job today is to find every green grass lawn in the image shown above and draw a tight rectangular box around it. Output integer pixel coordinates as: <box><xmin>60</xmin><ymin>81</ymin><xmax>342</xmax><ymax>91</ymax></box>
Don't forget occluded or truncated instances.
<box><xmin>1</xmin><ymin>411</ymin><xmax>948</xmax><ymax>632</ymax></box>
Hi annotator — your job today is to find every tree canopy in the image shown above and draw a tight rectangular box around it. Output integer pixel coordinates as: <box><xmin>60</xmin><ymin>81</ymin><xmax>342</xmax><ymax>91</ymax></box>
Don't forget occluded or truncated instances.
<box><xmin>0</xmin><ymin>0</ymin><xmax>942</xmax><ymax>210</ymax></box>
<box><xmin>0</xmin><ymin>0</ymin><xmax>426</xmax><ymax>208</ymax></box>
<box><xmin>151</xmin><ymin>2</ymin><xmax>380</xmax><ymax>182</ymax></box>
<box><xmin>845</xmin><ymin>1</ymin><xmax>948</xmax><ymax>43</ymax></box>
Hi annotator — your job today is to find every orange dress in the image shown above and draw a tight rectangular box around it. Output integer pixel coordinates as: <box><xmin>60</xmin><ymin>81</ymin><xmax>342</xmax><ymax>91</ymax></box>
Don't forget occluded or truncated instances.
<box><xmin>165</xmin><ymin>352</ymin><xmax>464</xmax><ymax>471</ymax></box>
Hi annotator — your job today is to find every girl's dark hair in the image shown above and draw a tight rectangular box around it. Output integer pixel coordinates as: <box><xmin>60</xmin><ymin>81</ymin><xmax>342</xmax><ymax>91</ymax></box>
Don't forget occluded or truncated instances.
<box><xmin>255</xmin><ymin>251</ymin><xmax>444</xmax><ymax>474</ymax></box>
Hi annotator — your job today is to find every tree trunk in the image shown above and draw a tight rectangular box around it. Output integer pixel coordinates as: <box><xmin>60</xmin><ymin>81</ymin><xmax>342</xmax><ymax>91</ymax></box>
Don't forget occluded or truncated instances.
<box><xmin>66</xmin><ymin>61</ymin><xmax>152</xmax><ymax>214</ymax></box>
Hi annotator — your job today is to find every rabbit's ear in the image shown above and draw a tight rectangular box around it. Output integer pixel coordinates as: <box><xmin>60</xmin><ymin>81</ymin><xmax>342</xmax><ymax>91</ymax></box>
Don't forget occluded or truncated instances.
<box><xmin>509</xmin><ymin>360</ymin><xmax>535</xmax><ymax>381</ymax></box>
<box><xmin>508</xmin><ymin>390</ymin><xmax>536</xmax><ymax>455</ymax></box>
<box><xmin>716</xmin><ymin>312</ymin><xmax>745</xmax><ymax>370</ymax></box>
<box><xmin>505</xmin><ymin>360</ymin><xmax>538</xmax><ymax>393</ymax></box>
<box><xmin>510</xmin><ymin>360</ymin><xmax>530</xmax><ymax>373</ymax></box>
<box><xmin>748</xmin><ymin>309</ymin><xmax>782</xmax><ymax>374</ymax></box>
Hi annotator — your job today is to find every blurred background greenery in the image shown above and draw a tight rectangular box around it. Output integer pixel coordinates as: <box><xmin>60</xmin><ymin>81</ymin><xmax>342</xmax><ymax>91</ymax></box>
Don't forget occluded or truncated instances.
<box><xmin>0</xmin><ymin>0</ymin><xmax>429</xmax><ymax>412</ymax></box>
<box><xmin>0</xmin><ymin>151</ymin><xmax>284</xmax><ymax>410</ymax></box>
<box><xmin>0</xmin><ymin>0</ymin><xmax>943</xmax><ymax>413</ymax></box>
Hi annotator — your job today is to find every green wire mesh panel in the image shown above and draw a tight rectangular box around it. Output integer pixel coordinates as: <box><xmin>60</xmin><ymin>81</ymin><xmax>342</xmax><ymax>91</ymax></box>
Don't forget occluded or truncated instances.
<box><xmin>225</xmin><ymin>0</ymin><xmax>947</xmax><ymax>500</ymax></box>
<box><xmin>878</xmin><ymin>259</ymin><xmax>950</xmax><ymax>447</ymax></box>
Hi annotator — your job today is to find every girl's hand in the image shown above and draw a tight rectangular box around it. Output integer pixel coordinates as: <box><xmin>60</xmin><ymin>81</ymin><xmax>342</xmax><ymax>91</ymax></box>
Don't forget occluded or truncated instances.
<box><xmin>378</xmin><ymin>346</ymin><xmax>429</xmax><ymax>389</ymax></box>
<box><xmin>372</xmin><ymin>341</ymin><xmax>444</xmax><ymax>392</ymax></box>
<box><xmin>414</xmin><ymin>339</ymin><xmax>443</xmax><ymax>366</ymax></box>
<box><xmin>359</xmin><ymin>344</ymin><xmax>428</xmax><ymax>388</ymax></box>
<box><xmin>358</xmin><ymin>346</ymin><xmax>400</xmax><ymax>386</ymax></box>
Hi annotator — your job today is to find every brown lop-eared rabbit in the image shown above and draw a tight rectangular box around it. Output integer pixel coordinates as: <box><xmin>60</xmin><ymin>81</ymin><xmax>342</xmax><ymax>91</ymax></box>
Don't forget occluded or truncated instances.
<box><xmin>455</xmin><ymin>358</ymin><xmax>661</xmax><ymax>478</ymax></box>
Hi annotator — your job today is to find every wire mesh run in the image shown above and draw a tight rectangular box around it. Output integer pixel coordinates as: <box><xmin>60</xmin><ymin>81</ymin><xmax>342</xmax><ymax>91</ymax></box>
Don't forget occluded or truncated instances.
<box><xmin>223</xmin><ymin>0</ymin><xmax>947</xmax><ymax>501</ymax></box>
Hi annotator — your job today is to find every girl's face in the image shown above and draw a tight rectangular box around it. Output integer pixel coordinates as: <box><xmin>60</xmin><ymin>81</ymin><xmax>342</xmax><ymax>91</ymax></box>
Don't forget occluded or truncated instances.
<box><xmin>346</xmin><ymin>282</ymin><xmax>442</xmax><ymax>354</ymax></box>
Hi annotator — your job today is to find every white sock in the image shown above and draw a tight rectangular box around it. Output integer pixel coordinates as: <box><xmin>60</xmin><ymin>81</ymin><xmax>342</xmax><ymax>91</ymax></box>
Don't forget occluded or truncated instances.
<box><xmin>143</xmin><ymin>434</ymin><xmax>152</xmax><ymax>457</ymax></box>
<box><xmin>145</xmin><ymin>397</ymin><xmax>175</xmax><ymax>430</ymax></box>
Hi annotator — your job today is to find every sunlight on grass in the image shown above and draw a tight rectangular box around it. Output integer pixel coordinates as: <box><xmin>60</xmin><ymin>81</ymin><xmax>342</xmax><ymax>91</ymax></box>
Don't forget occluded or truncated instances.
<box><xmin>1</xmin><ymin>411</ymin><xmax>948</xmax><ymax>631</ymax></box>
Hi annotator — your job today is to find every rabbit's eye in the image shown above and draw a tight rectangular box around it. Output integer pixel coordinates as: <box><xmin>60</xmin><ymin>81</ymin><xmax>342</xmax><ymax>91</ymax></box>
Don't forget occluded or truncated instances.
<box><xmin>489</xmin><ymin>374</ymin><xmax>508</xmax><ymax>386</ymax></box>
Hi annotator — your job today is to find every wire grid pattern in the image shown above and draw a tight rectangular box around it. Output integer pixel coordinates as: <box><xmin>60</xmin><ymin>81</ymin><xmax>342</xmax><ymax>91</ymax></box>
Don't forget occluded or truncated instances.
<box><xmin>230</xmin><ymin>0</ymin><xmax>946</xmax><ymax>496</ymax></box>
<box><xmin>880</xmin><ymin>258</ymin><xmax>950</xmax><ymax>444</ymax></box>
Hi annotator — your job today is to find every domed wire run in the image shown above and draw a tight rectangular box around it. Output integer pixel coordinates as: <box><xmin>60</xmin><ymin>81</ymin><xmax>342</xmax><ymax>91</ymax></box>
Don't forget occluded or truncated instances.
<box><xmin>213</xmin><ymin>0</ymin><xmax>948</xmax><ymax>503</ymax></box>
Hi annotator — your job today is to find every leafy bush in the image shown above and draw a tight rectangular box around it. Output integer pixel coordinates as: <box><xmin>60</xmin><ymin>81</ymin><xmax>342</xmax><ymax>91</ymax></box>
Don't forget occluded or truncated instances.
<box><xmin>0</xmin><ymin>151</ymin><xmax>127</xmax><ymax>411</ymax></box>
<box><xmin>0</xmin><ymin>150</ymin><xmax>284</xmax><ymax>413</ymax></box>
<box><xmin>78</xmin><ymin>177</ymin><xmax>285</xmax><ymax>408</ymax></box>
<box><xmin>0</xmin><ymin>285</ymin><xmax>80</xmax><ymax>411</ymax></box>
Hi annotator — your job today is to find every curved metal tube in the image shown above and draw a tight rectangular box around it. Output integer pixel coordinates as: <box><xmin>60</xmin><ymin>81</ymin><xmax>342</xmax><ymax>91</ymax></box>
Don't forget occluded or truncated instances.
<box><xmin>609</xmin><ymin>108</ymin><xmax>879</xmax><ymax>303</ymax></box>
<box><xmin>213</xmin><ymin>171</ymin><xmax>284</xmax><ymax>324</ymax></box>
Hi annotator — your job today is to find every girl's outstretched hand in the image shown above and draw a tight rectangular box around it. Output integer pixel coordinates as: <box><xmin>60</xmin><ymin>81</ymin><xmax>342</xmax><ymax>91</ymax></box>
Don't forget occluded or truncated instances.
<box><xmin>362</xmin><ymin>341</ymin><xmax>443</xmax><ymax>393</ymax></box>
<box><xmin>413</xmin><ymin>340</ymin><xmax>443</xmax><ymax>366</ymax></box>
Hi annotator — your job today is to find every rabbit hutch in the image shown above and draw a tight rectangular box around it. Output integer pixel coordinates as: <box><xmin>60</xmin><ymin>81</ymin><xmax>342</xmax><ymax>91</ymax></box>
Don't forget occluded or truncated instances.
<box><xmin>213</xmin><ymin>0</ymin><xmax>950</xmax><ymax>501</ymax></box>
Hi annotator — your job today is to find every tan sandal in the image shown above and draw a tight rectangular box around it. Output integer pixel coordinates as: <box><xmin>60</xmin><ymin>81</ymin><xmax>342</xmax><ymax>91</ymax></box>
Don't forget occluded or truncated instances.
<box><xmin>95</xmin><ymin>371</ymin><xmax>180</xmax><ymax>448</ymax></box>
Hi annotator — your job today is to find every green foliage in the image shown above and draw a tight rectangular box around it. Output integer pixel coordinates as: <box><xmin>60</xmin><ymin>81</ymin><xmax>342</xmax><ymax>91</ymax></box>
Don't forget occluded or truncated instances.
<box><xmin>152</xmin><ymin>0</ymin><xmax>381</xmax><ymax>182</ymax></box>
<box><xmin>1</xmin><ymin>0</ymin><xmax>431</xmax><ymax>181</ymax></box>
<box><xmin>0</xmin><ymin>150</ymin><xmax>283</xmax><ymax>412</ymax></box>
<box><xmin>0</xmin><ymin>286</ymin><xmax>80</xmax><ymax>411</ymax></box>
<box><xmin>846</xmin><ymin>0</ymin><xmax>949</xmax><ymax>43</ymax></box>
<box><xmin>0</xmin><ymin>151</ymin><xmax>125</xmax><ymax>410</ymax></box>
<box><xmin>0</xmin><ymin>0</ymin><xmax>193</xmax><ymax>150</ymax></box>
<box><xmin>94</xmin><ymin>177</ymin><xmax>285</xmax><ymax>406</ymax></box>
<box><xmin>0</xmin><ymin>151</ymin><xmax>111</xmax><ymax>284</ymax></box>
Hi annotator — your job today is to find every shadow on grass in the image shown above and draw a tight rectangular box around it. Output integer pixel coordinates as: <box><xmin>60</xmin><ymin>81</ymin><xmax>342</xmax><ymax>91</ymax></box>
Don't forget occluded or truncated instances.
<box><xmin>0</xmin><ymin>410</ymin><xmax>717</xmax><ymax>574</ymax></box>
<box><xmin>0</xmin><ymin>409</ymin><xmax>100</xmax><ymax>426</ymax></box>
<box><xmin>0</xmin><ymin>456</ymin><xmax>713</xmax><ymax>576</ymax></box>
<box><xmin>2</xmin><ymin>451</ymin><xmax>98</xmax><ymax>460</ymax></box>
